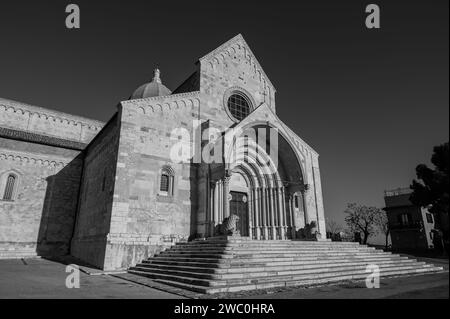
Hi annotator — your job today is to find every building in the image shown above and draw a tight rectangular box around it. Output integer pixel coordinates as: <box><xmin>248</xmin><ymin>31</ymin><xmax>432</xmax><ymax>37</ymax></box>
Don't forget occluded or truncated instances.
<box><xmin>0</xmin><ymin>34</ymin><xmax>326</xmax><ymax>271</ymax></box>
<box><xmin>383</xmin><ymin>187</ymin><xmax>435</xmax><ymax>252</ymax></box>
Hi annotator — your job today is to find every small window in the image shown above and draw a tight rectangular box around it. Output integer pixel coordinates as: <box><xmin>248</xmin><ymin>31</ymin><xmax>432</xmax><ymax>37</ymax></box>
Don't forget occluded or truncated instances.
<box><xmin>426</xmin><ymin>213</ymin><xmax>433</xmax><ymax>224</ymax></box>
<box><xmin>398</xmin><ymin>213</ymin><xmax>411</xmax><ymax>225</ymax></box>
<box><xmin>159</xmin><ymin>165</ymin><xmax>174</xmax><ymax>196</ymax></box>
<box><xmin>3</xmin><ymin>174</ymin><xmax>16</xmax><ymax>201</ymax></box>
<box><xmin>160</xmin><ymin>174</ymin><xmax>170</xmax><ymax>192</ymax></box>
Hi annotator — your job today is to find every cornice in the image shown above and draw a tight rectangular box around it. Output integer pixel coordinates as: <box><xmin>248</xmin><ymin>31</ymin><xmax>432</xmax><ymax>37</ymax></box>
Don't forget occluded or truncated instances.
<box><xmin>0</xmin><ymin>98</ymin><xmax>104</xmax><ymax>131</ymax></box>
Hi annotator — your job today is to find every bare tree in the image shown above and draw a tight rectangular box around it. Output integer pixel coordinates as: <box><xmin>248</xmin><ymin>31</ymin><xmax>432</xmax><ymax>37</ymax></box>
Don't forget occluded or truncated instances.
<box><xmin>344</xmin><ymin>203</ymin><xmax>383</xmax><ymax>245</ymax></box>
<box><xmin>375</xmin><ymin>211</ymin><xmax>390</xmax><ymax>250</ymax></box>
<box><xmin>326</xmin><ymin>218</ymin><xmax>343</xmax><ymax>234</ymax></box>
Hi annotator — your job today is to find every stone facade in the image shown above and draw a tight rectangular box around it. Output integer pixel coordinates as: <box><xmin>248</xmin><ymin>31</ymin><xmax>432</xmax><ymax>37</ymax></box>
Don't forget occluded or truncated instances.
<box><xmin>0</xmin><ymin>34</ymin><xmax>326</xmax><ymax>270</ymax></box>
<box><xmin>0</xmin><ymin>98</ymin><xmax>100</xmax><ymax>257</ymax></box>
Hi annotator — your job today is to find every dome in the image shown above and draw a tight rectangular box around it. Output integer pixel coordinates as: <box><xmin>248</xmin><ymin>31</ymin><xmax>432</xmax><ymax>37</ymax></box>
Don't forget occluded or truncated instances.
<box><xmin>130</xmin><ymin>69</ymin><xmax>171</xmax><ymax>99</ymax></box>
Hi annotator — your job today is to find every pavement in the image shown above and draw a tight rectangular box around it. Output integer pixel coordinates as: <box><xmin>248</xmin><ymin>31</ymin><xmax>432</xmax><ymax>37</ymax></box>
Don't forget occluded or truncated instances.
<box><xmin>0</xmin><ymin>256</ymin><xmax>447</xmax><ymax>299</ymax></box>
<box><xmin>0</xmin><ymin>258</ymin><xmax>182</xmax><ymax>299</ymax></box>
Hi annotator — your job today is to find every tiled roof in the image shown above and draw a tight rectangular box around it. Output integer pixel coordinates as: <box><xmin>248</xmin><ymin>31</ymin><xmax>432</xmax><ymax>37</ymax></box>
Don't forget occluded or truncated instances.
<box><xmin>0</xmin><ymin>127</ymin><xmax>87</xmax><ymax>150</ymax></box>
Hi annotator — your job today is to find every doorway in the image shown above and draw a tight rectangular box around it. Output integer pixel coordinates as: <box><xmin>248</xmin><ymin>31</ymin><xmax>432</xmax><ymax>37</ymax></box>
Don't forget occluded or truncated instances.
<box><xmin>229</xmin><ymin>191</ymin><xmax>249</xmax><ymax>236</ymax></box>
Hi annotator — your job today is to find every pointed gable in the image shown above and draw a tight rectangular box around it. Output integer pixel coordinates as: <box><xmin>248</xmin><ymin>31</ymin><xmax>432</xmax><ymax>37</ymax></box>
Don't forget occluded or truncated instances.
<box><xmin>197</xmin><ymin>34</ymin><xmax>277</xmax><ymax>126</ymax></box>
<box><xmin>199</xmin><ymin>34</ymin><xmax>276</xmax><ymax>93</ymax></box>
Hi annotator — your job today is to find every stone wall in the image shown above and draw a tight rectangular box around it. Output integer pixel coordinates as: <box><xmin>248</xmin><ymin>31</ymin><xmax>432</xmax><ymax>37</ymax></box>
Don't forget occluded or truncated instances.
<box><xmin>103</xmin><ymin>94</ymin><xmax>200</xmax><ymax>270</ymax></box>
<box><xmin>0</xmin><ymin>138</ymin><xmax>82</xmax><ymax>256</ymax></box>
<box><xmin>198</xmin><ymin>34</ymin><xmax>276</xmax><ymax>129</ymax></box>
<box><xmin>71</xmin><ymin>114</ymin><xmax>120</xmax><ymax>269</ymax></box>
<box><xmin>0</xmin><ymin>98</ymin><xmax>103</xmax><ymax>144</ymax></box>
<box><xmin>195</xmin><ymin>34</ymin><xmax>326</xmax><ymax>238</ymax></box>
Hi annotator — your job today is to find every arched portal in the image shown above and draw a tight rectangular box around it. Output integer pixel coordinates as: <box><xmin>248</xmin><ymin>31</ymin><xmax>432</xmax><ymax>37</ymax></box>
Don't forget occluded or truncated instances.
<box><xmin>206</xmin><ymin>124</ymin><xmax>308</xmax><ymax>240</ymax></box>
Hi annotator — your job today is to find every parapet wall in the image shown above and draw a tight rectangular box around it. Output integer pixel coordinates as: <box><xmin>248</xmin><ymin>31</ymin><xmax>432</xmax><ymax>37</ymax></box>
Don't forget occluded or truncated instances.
<box><xmin>0</xmin><ymin>98</ymin><xmax>104</xmax><ymax>144</ymax></box>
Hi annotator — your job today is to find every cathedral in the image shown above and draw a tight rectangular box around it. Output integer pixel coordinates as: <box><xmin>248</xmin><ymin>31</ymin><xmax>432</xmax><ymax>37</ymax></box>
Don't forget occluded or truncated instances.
<box><xmin>0</xmin><ymin>34</ymin><xmax>326</xmax><ymax>270</ymax></box>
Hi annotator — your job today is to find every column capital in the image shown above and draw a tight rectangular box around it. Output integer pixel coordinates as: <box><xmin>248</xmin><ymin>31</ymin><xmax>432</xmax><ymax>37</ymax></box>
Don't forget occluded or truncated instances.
<box><xmin>223</xmin><ymin>176</ymin><xmax>231</xmax><ymax>184</ymax></box>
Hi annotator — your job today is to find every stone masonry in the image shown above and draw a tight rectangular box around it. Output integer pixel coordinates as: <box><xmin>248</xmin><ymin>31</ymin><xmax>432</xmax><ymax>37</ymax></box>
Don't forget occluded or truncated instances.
<box><xmin>0</xmin><ymin>34</ymin><xmax>327</xmax><ymax>271</ymax></box>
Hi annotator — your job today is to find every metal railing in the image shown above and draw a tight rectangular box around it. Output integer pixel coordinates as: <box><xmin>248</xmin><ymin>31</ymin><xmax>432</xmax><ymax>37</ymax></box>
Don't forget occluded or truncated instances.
<box><xmin>384</xmin><ymin>187</ymin><xmax>412</xmax><ymax>197</ymax></box>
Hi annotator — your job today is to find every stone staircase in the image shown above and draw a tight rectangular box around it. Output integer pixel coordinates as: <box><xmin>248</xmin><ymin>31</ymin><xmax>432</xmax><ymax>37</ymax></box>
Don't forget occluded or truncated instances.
<box><xmin>0</xmin><ymin>248</ymin><xmax>38</xmax><ymax>259</ymax></box>
<box><xmin>128</xmin><ymin>238</ymin><xmax>445</xmax><ymax>294</ymax></box>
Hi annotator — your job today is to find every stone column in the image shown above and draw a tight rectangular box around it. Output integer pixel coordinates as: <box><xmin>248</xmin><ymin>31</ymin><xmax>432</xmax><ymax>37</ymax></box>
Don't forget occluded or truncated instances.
<box><xmin>261</xmin><ymin>187</ymin><xmax>268</xmax><ymax>239</ymax></box>
<box><xmin>253</xmin><ymin>187</ymin><xmax>261</xmax><ymax>239</ymax></box>
<box><xmin>247</xmin><ymin>192</ymin><xmax>253</xmax><ymax>238</ymax></box>
<box><xmin>213</xmin><ymin>181</ymin><xmax>219</xmax><ymax>234</ymax></box>
<box><xmin>281</xmin><ymin>187</ymin><xmax>290</xmax><ymax>239</ymax></box>
<box><xmin>301</xmin><ymin>190</ymin><xmax>309</xmax><ymax>226</ymax></box>
<box><xmin>218</xmin><ymin>180</ymin><xmax>223</xmax><ymax>223</ymax></box>
<box><xmin>209</xmin><ymin>181</ymin><xmax>213</xmax><ymax>236</ymax></box>
<box><xmin>277</xmin><ymin>187</ymin><xmax>286</xmax><ymax>240</ymax></box>
<box><xmin>223</xmin><ymin>175</ymin><xmax>231</xmax><ymax>219</ymax></box>
<box><xmin>296</xmin><ymin>190</ymin><xmax>306</xmax><ymax>229</ymax></box>
<box><xmin>269</xmin><ymin>187</ymin><xmax>276</xmax><ymax>239</ymax></box>
<box><xmin>290</xmin><ymin>194</ymin><xmax>296</xmax><ymax>239</ymax></box>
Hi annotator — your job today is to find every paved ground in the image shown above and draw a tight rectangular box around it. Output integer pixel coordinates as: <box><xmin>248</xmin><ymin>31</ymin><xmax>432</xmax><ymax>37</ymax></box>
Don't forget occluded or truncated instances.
<box><xmin>236</xmin><ymin>272</ymin><xmax>449</xmax><ymax>299</ymax></box>
<box><xmin>0</xmin><ymin>258</ymin><xmax>182</xmax><ymax>299</ymax></box>
<box><xmin>0</xmin><ymin>257</ymin><xmax>447</xmax><ymax>299</ymax></box>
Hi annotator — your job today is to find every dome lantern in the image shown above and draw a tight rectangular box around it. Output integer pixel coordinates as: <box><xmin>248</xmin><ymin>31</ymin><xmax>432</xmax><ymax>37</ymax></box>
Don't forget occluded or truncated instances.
<box><xmin>130</xmin><ymin>68</ymin><xmax>171</xmax><ymax>99</ymax></box>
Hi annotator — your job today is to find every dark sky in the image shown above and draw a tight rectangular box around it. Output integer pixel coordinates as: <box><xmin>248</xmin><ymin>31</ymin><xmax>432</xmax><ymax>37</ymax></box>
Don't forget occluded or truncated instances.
<box><xmin>1</xmin><ymin>0</ymin><xmax>448</xmax><ymax>235</ymax></box>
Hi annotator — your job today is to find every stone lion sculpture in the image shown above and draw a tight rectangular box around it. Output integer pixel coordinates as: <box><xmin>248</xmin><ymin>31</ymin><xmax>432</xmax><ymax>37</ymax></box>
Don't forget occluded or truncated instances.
<box><xmin>219</xmin><ymin>214</ymin><xmax>240</xmax><ymax>235</ymax></box>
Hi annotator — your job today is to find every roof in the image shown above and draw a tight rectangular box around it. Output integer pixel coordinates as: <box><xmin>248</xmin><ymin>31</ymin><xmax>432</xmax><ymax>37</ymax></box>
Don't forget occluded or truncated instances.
<box><xmin>0</xmin><ymin>126</ymin><xmax>87</xmax><ymax>151</ymax></box>
<box><xmin>0</xmin><ymin>97</ymin><xmax>104</xmax><ymax>128</ymax></box>
<box><xmin>130</xmin><ymin>69</ymin><xmax>172</xmax><ymax>99</ymax></box>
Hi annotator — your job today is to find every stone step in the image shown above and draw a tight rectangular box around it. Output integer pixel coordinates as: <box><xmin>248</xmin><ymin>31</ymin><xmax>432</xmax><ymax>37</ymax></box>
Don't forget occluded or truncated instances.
<box><xmin>130</xmin><ymin>261</ymin><xmax>430</xmax><ymax>281</ymax></box>
<box><xmin>195</xmin><ymin>239</ymin><xmax>360</xmax><ymax>245</ymax></box>
<box><xmin>169</xmin><ymin>245</ymin><xmax>377</xmax><ymax>252</ymax></box>
<box><xmin>128</xmin><ymin>264</ymin><xmax>443</xmax><ymax>291</ymax></box>
<box><xmin>158</xmin><ymin>251</ymin><xmax>391</xmax><ymax>259</ymax></box>
<box><xmin>164</xmin><ymin>248</ymin><xmax>381</xmax><ymax>255</ymax></box>
<box><xmin>145</xmin><ymin>266</ymin><xmax>443</xmax><ymax>294</ymax></box>
<box><xmin>151</xmin><ymin>253</ymin><xmax>405</xmax><ymax>264</ymax></box>
<box><xmin>176</xmin><ymin>242</ymin><xmax>364</xmax><ymax>248</ymax></box>
<box><xmin>129</xmin><ymin>240</ymin><xmax>445</xmax><ymax>294</ymax></box>
<box><xmin>137</xmin><ymin>258</ymin><xmax>420</xmax><ymax>274</ymax></box>
<box><xmin>144</xmin><ymin>255</ymin><xmax>411</xmax><ymax>268</ymax></box>
<box><xmin>0</xmin><ymin>250</ymin><xmax>38</xmax><ymax>259</ymax></box>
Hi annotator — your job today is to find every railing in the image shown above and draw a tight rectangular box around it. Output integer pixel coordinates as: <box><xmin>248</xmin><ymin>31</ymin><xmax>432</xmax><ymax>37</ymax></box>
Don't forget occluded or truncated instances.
<box><xmin>384</xmin><ymin>187</ymin><xmax>412</xmax><ymax>197</ymax></box>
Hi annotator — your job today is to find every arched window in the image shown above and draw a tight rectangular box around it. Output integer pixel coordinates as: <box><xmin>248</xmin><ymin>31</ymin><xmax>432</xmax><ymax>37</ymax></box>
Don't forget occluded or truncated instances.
<box><xmin>3</xmin><ymin>174</ymin><xmax>17</xmax><ymax>201</ymax></box>
<box><xmin>160</xmin><ymin>173</ymin><xmax>170</xmax><ymax>192</ymax></box>
<box><xmin>159</xmin><ymin>166</ymin><xmax>174</xmax><ymax>196</ymax></box>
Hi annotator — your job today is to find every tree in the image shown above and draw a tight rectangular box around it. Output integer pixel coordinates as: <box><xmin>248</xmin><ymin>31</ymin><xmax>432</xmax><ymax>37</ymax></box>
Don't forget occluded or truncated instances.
<box><xmin>344</xmin><ymin>203</ymin><xmax>383</xmax><ymax>245</ymax></box>
<box><xmin>410</xmin><ymin>142</ymin><xmax>449</xmax><ymax>253</ymax></box>
<box><xmin>326</xmin><ymin>218</ymin><xmax>342</xmax><ymax>234</ymax></box>
<box><xmin>375</xmin><ymin>211</ymin><xmax>390</xmax><ymax>250</ymax></box>
<box><xmin>326</xmin><ymin>218</ymin><xmax>343</xmax><ymax>241</ymax></box>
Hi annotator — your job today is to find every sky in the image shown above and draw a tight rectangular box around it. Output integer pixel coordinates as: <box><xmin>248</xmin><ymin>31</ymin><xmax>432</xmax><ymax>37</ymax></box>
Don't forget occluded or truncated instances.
<box><xmin>0</xmin><ymin>0</ymin><xmax>448</xmax><ymax>242</ymax></box>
